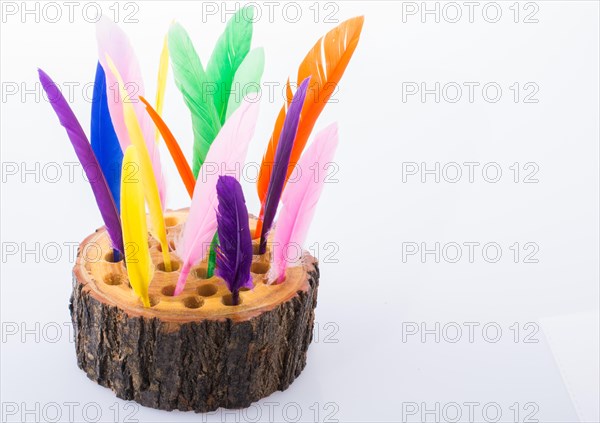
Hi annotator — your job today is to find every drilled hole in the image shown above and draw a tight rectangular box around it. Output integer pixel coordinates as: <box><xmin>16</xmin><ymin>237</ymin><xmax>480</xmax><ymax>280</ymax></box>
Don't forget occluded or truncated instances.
<box><xmin>197</xmin><ymin>284</ymin><xmax>218</xmax><ymax>297</ymax></box>
<box><xmin>222</xmin><ymin>294</ymin><xmax>243</xmax><ymax>306</ymax></box>
<box><xmin>103</xmin><ymin>273</ymin><xmax>123</xmax><ymax>286</ymax></box>
<box><xmin>194</xmin><ymin>267</ymin><xmax>208</xmax><ymax>279</ymax></box>
<box><xmin>161</xmin><ymin>285</ymin><xmax>176</xmax><ymax>296</ymax></box>
<box><xmin>104</xmin><ymin>251</ymin><xmax>123</xmax><ymax>263</ymax></box>
<box><xmin>139</xmin><ymin>295</ymin><xmax>160</xmax><ymax>307</ymax></box>
<box><xmin>157</xmin><ymin>239</ymin><xmax>176</xmax><ymax>253</ymax></box>
<box><xmin>157</xmin><ymin>260</ymin><xmax>181</xmax><ymax>272</ymax></box>
<box><xmin>171</xmin><ymin>240</ymin><xmax>177</xmax><ymax>250</ymax></box>
<box><xmin>183</xmin><ymin>296</ymin><xmax>203</xmax><ymax>309</ymax></box>
<box><xmin>251</xmin><ymin>262</ymin><xmax>269</xmax><ymax>274</ymax></box>
<box><xmin>165</xmin><ymin>216</ymin><xmax>179</xmax><ymax>227</ymax></box>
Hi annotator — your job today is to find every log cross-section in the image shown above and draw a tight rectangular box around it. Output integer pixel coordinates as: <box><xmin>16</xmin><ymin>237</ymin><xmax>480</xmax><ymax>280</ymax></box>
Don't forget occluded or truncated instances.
<box><xmin>69</xmin><ymin>209</ymin><xmax>319</xmax><ymax>412</ymax></box>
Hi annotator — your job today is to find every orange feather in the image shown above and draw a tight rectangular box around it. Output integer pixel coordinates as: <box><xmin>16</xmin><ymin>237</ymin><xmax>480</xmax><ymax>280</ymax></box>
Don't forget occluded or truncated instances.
<box><xmin>140</xmin><ymin>96</ymin><xmax>196</xmax><ymax>198</ymax></box>
<box><xmin>255</xmin><ymin>16</ymin><xmax>364</xmax><ymax>236</ymax></box>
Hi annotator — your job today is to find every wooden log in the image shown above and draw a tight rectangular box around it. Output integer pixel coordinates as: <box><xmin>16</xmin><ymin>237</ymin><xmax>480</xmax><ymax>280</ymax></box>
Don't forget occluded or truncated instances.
<box><xmin>69</xmin><ymin>209</ymin><xmax>319</xmax><ymax>412</ymax></box>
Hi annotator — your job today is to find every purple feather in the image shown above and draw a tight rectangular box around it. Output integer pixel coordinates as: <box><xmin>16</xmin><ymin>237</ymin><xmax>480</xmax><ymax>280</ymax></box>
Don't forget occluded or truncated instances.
<box><xmin>39</xmin><ymin>68</ymin><xmax>124</xmax><ymax>255</ymax></box>
<box><xmin>215</xmin><ymin>176</ymin><xmax>253</xmax><ymax>305</ymax></box>
<box><xmin>258</xmin><ymin>77</ymin><xmax>310</xmax><ymax>254</ymax></box>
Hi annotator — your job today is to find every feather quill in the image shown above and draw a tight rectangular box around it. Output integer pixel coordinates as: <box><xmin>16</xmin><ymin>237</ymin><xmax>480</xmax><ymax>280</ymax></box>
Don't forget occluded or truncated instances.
<box><xmin>168</xmin><ymin>22</ymin><xmax>222</xmax><ymax>177</ymax></box>
<box><xmin>38</xmin><ymin>68</ymin><xmax>123</xmax><ymax>256</ymax></box>
<box><xmin>121</xmin><ymin>145</ymin><xmax>154</xmax><ymax>307</ymax></box>
<box><xmin>215</xmin><ymin>176</ymin><xmax>253</xmax><ymax>305</ymax></box>
<box><xmin>269</xmin><ymin>123</ymin><xmax>339</xmax><ymax>284</ymax></box>
<box><xmin>91</xmin><ymin>62</ymin><xmax>123</xmax><ymax>211</ymax></box>
<box><xmin>226</xmin><ymin>47</ymin><xmax>265</xmax><ymax>120</ymax></box>
<box><xmin>154</xmin><ymin>35</ymin><xmax>169</xmax><ymax>141</ymax></box>
<box><xmin>258</xmin><ymin>78</ymin><xmax>310</xmax><ymax>254</ymax></box>
<box><xmin>140</xmin><ymin>96</ymin><xmax>195</xmax><ymax>198</ymax></box>
<box><xmin>205</xmin><ymin>6</ymin><xmax>254</xmax><ymax>123</ymax></box>
<box><xmin>174</xmin><ymin>99</ymin><xmax>259</xmax><ymax>296</ymax></box>
<box><xmin>256</xmin><ymin>17</ymin><xmax>363</xmax><ymax>233</ymax></box>
<box><xmin>105</xmin><ymin>55</ymin><xmax>172</xmax><ymax>271</ymax></box>
<box><xmin>96</xmin><ymin>16</ymin><xmax>167</xmax><ymax>208</ymax></box>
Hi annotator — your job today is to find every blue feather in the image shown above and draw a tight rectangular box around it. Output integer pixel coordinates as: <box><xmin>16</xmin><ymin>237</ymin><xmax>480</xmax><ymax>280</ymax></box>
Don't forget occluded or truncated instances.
<box><xmin>91</xmin><ymin>62</ymin><xmax>123</xmax><ymax>210</ymax></box>
<box><xmin>215</xmin><ymin>176</ymin><xmax>253</xmax><ymax>305</ymax></box>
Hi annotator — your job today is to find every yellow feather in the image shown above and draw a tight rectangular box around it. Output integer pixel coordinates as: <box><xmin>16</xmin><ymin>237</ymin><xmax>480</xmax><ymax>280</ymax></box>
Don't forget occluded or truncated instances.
<box><xmin>155</xmin><ymin>35</ymin><xmax>169</xmax><ymax>141</ymax></box>
<box><xmin>105</xmin><ymin>54</ymin><xmax>172</xmax><ymax>271</ymax></box>
<box><xmin>121</xmin><ymin>145</ymin><xmax>153</xmax><ymax>307</ymax></box>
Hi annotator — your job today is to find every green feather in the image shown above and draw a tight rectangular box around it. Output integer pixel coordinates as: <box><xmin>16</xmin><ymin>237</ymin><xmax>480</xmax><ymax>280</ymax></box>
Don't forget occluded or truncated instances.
<box><xmin>205</xmin><ymin>6</ymin><xmax>254</xmax><ymax>124</ymax></box>
<box><xmin>225</xmin><ymin>47</ymin><xmax>265</xmax><ymax>120</ymax></box>
<box><xmin>168</xmin><ymin>22</ymin><xmax>221</xmax><ymax>177</ymax></box>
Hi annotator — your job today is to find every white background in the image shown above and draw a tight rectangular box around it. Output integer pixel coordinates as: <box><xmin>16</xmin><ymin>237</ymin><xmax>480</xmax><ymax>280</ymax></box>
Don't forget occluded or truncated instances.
<box><xmin>1</xmin><ymin>1</ymin><xmax>599</xmax><ymax>422</ymax></box>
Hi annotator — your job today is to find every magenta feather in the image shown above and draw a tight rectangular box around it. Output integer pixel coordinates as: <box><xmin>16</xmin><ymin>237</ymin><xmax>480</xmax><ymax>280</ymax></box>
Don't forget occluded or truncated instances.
<box><xmin>174</xmin><ymin>98</ymin><xmax>260</xmax><ymax>296</ymax></box>
<box><xmin>215</xmin><ymin>176</ymin><xmax>253</xmax><ymax>305</ymax></box>
<box><xmin>258</xmin><ymin>77</ymin><xmax>310</xmax><ymax>254</ymax></box>
<box><xmin>269</xmin><ymin>123</ymin><xmax>339</xmax><ymax>284</ymax></box>
<box><xmin>39</xmin><ymin>68</ymin><xmax>124</xmax><ymax>255</ymax></box>
<box><xmin>96</xmin><ymin>16</ymin><xmax>167</xmax><ymax>208</ymax></box>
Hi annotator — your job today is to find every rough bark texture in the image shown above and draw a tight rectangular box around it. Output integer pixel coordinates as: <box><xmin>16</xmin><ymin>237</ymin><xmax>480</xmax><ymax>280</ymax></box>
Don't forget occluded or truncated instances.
<box><xmin>69</xmin><ymin>263</ymin><xmax>319</xmax><ymax>412</ymax></box>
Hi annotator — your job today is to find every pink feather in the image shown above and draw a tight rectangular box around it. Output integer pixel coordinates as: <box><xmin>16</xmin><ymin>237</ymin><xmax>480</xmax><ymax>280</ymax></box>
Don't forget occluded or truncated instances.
<box><xmin>96</xmin><ymin>16</ymin><xmax>167</xmax><ymax>208</ymax></box>
<box><xmin>174</xmin><ymin>99</ymin><xmax>260</xmax><ymax>295</ymax></box>
<box><xmin>269</xmin><ymin>123</ymin><xmax>339</xmax><ymax>284</ymax></box>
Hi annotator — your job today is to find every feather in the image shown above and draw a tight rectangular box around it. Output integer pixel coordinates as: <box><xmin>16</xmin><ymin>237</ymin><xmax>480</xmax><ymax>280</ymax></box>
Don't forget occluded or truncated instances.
<box><xmin>38</xmin><ymin>68</ymin><xmax>123</xmax><ymax>256</ymax></box>
<box><xmin>105</xmin><ymin>55</ymin><xmax>172</xmax><ymax>271</ymax></box>
<box><xmin>174</xmin><ymin>98</ymin><xmax>259</xmax><ymax>296</ymax></box>
<box><xmin>154</xmin><ymin>35</ymin><xmax>169</xmax><ymax>141</ymax></box>
<box><xmin>95</xmin><ymin>16</ymin><xmax>142</xmax><ymax>152</ymax></box>
<box><xmin>256</xmin><ymin>17</ymin><xmax>363</xmax><ymax>230</ymax></box>
<box><xmin>226</xmin><ymin>47</ymin><xmax>265</xmax><ymax>120</ymax></box>
<box><xmin>96</xmin><ymin>16</ymin><xmax>167</xmax><ymax>208</ymax></box>
<box><xmin>215</xmin><ymin>176</ymin><xmax>253</xmax><ymax>305</ymax></box>
<box><xmin>258</xmin><ymin>78</ymin><xmax>310</xmax><ymax>254</ymax></box>
<box><xmin>91</xmin><ymin>62</ymin><xmax>123</xmax><ymax>211</ymax></box>
<box><xmin>168</xmin><ymin>22</ymin><xmax>221</xmax><ymax>177</ymax></box>
<box><xmin>202</xmin><ymin>7</ymin><xmax>258</xmax><ymax>278</ymax></box>
<box><xmin>253</xmin><ymin>78</ymin><xmax>292</xmax><ymax>239</ymax></box>
<box><xmin>140</xmin><ymin>96</ymin><xmax>195</xmax><ymax>198</ymax></box>
<box><xmin>269</xmin><ymin>123</ymin><xmax>339</xmax><ymax>284</ymax></box>
<box><xmin>205</xmin><ymin>6</ymin><xmax>254</xmax><ymax>123</ymax></box>
<box><xmin>121</xmin><ymin>145</ymin><xmax>154</xmax><ymax>307</ymax></box>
